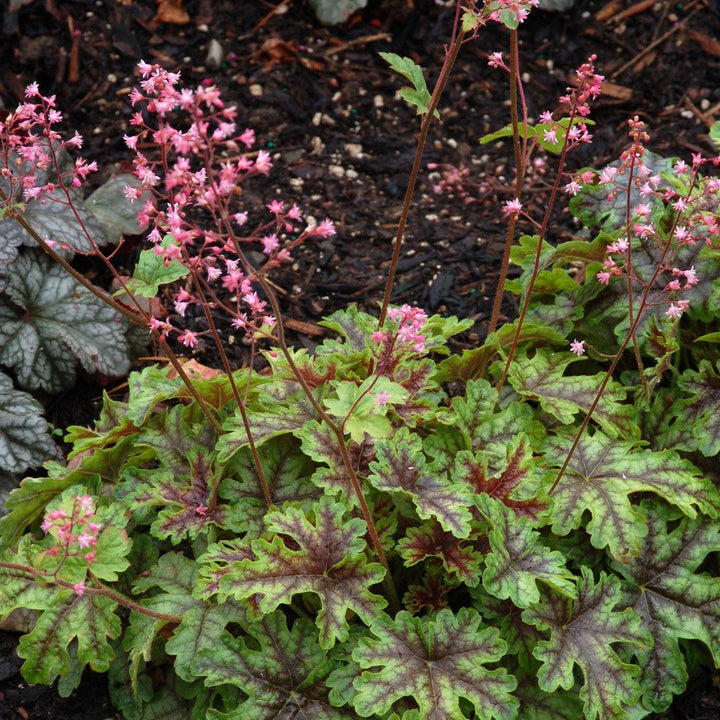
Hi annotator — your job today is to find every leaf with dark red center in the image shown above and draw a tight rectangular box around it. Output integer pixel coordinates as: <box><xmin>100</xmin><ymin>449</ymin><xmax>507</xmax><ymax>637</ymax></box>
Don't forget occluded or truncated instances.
<box><xmin>125</xmin><ymin>450</ymin><xmax>226</xmax><ymax>544</ymax></box>
<box><xmin>453</xmin><ymin>435</ymin><xmax>546</xmax><ymax>521</ymax></box>
<box><xmin>215</xmin><ymin>496</ymin><xmax>386</xmax><ymax>648</ymax></box>
<box><xmin>523</xmin><ymin>568</ymin><xmax>650</xmax><ymax>720</ymax></box>
<box><xmin>352</xmin><ymin>608</ymin><xmax>518</xmax><ymax>719</ymax></box>
<box><xmin>397</xmin><ymin>520</ymin><xmax>482</xmax><ymax>585</ymax></box>
<box><xmin>612</xmin><ymin>499</ymin><xmax>720</xmax><ymax>712</ymax></box>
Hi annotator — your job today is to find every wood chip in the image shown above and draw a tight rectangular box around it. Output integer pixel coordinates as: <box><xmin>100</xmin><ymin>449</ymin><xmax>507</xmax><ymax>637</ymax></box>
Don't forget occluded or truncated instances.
<box><xmin>687</xmin><ymin>30</ymin><xmax>720</xmax><ymax>58</ymax></box>
<box><xmin>284</xmin><ymin>318</ymin><xmax>326</xmax><ymax>336</ymax></box>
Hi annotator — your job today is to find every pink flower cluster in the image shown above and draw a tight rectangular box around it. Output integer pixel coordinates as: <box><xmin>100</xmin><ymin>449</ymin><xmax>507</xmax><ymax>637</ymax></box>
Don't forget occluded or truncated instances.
<box><xmin>0</xmin><ymin>85</ymin><xmax>97</xmax><ymax>241</ymax></box>
<box><xmin>41</xmin><ymin>494</ymin><xmax>99</xmax><ymax>567</ymax></box>
<box><xmin>371</xmin><ymin>304</ymin><xmax>429</xmax><ymax>354</ymax></box>
<box><xmin>122</xmin><ymin>62</ymin><xmax>336</xmax><ymax>348</ymax></box>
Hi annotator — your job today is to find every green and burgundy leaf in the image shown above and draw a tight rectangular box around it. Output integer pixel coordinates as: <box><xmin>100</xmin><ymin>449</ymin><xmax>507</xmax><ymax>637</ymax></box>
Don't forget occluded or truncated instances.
<box><xmin>398</xmin><ymin>520</ymin><xmax>482</xmax><ymax>585</ymax></box>
<box><xmin>197</xmin><ymin>540</ymin><xmax>256</xmax><ymax>598</ymax></box>
<box><xmin>217</xmin><ymin>497</ymin><xmax>387</xmax><ymax>648</ymax></box>
<box><xmin>220</xmin><ymin>436</ymin><xmax>320</xmax><ymax>538</ymax></box>
<box><xmin>523</xmin><ymin>568</ymin><xmax>650</xmax><ymax>720</ymax></box>
<box><xmin>612</xmin><ymin>499</ymin><xmax>720</xmax><ymax>712</ymax></box>
<box><xmin>352</xmin><ymin>608</ymin><xmax>518</xmax><ymax>720</ymax></box>
<box><xmin>478</xmin><ymin>495</ymin><xmax>576</xmax><ymax>607</ymax></box>
<box><xmin>192</xmin><ymin>611</ymin><xmax>356</xmax><ymax>719</ymax></box>
<box><xmin>17</xmin><ymin>592</ymin><xmax>121</xmax><ymax>686</ymax></box>
<box><xmin>402</xmin><ymin>565</ymin><xmax>454</xmax><ymax>614</ymax></box>
<box><xmin>369</xmin><ymin>427</ymin><xmax>473</xmax><ymax>538</ymax></box>
<box><xmin>125</xmin><ymin>453</ymin><xmax>227</xmax><ymax>544</ymax></box>
<box><xmin>296</xmin><ymin>419</ymin><xmax>374</xmax><ymax>503</ymax></box>
<box><xmin>545</xmin><ymin>430</ymin><xmax>720</xmax><ymax>561</ymax></box>
<box><xmin>508</xmin><ymin>349</ymin><xmax>638</xmax><ymax>439</ymax></box>
<box><xmin>452</xmin><ymin>438</ymin><xmax>546</xmax><ymax>521</ymax></box>
<box><xmin>451</xmin><ymin>378</ymin><xmax>544</xmax><ymax>453</ymax></box>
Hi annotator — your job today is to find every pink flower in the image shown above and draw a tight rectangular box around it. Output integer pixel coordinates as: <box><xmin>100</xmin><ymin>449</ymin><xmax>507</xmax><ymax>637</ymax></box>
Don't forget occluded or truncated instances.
<box><xmin>178</xmin><ymin>329</ymin><xmax>199</xmax><ymax>348</ymax></box>
<box><xmin>376</xmin><ymin>391</ymin><xmax>392</xmax><ymax>407</ymax></box>
<box><xmin>72</xmin><ymin>582</ymin><xmax>86</xmax><ymax>597</ymax></box>
<box><xmin>570</xmin><ymin>339</ymin><xmax>586</xmax><ymax>356</ymax></box>
<box><xmin>503</xmin><ymin>198</ymin><xmax>523</xmax><ymax>217</ymax></box>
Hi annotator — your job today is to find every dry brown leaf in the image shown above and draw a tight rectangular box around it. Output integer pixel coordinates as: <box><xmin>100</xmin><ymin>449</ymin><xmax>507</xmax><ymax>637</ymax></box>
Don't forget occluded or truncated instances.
<box><xmin>687</xmin><ymin>30</ymin><xmax>720</xmax><ymax>58</ymax></box>
<box><xmin>167</xmin><ymin>359</ymin><xmax>223</xmax><ymax>381</ymax></box>
<box><xmin>154</xmin><ymin>0</ymin><xmax>190</xmax><ymax>25</ymax></box>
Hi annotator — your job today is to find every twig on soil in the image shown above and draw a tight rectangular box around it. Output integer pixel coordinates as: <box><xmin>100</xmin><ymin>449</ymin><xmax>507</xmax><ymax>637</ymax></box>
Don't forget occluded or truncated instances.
<box><xmin>321</xmin><ymin>33</ymin><xmax>393</xmax><ymax>58</ymax></box>
<box><xmin>238</xmin><ymin>0</ymin><xmax>292</xmax><ymax>41</ymax></box>
<box><xmin>609</xmin><ymin>3</ymin><xmax>701</xmax><ymax>79</ymax></box>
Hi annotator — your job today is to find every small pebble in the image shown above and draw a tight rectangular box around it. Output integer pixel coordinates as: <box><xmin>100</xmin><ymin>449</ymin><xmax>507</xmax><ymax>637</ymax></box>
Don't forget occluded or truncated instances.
<box><xmin>249</xmin><ymin>84</ymin><xmax>263</xmax><ymax>97</ymax></box>
<box><xmin>373</xmin><ymin>95</ymin><xmax>384</xmax><ymax>108</ymax></box>
<box><xmin>328</xmin><ymin>165</ymin><xmax>345</xmax><ymax>178</ymax></box>
<box><xmin>206</xmin><ymin>39</ymin><xmax>223</xmax><ymax>70</ymax></box>
<box><xmin>344</xmin><ymin>143</ymin><xmax>363</xmax><ymax>159</ymax></box>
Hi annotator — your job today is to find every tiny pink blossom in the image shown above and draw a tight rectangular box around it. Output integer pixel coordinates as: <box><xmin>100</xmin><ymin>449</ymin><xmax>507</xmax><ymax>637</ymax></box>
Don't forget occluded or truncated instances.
<box><xmin>570</xmin><ymin>339</ymin><xmax>586</xmax><ymax>356</ymax></box>
<box><xmin>72</xmin><ymin>582</ymin><xmax>86</xmax><ymax>597</ymax></box>
<box><xmin>376</xmin><ymin>391</ymin><xmax>392</xmax><ymax>407</ymax></box>
<box><xmin>503</xmin><ymin>198</ymin><xmax>523</xmax><ymax>217</ymax></box>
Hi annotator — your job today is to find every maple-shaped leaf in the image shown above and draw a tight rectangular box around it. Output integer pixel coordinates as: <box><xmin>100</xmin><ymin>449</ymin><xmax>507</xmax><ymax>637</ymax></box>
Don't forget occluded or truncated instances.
<box><xmin>214</xmin><ymin>496</ymin><xmax>387</xmax><ymax>648</ymax></box>
<box><xmin>324</xmin><ymin>376</ymin><xmax>408</xmax><ymax>442</ymax></box>
<box><xmin>124</xmin><ymin>450</ymin><xmax>227</xmax><ymax>544</ymax></box>
<box><xmin>369</xmin><ymin>427</ymin><xmax>473</xmax><ymax>538</ymax></box>
<box><xmin>220</xmin><ymin>435</ymin><xmax>320</xmax><ymax>537</ymax></box>
<box><xmin>0</xmin><ymin>371</ymin><xmax>56</xmax><ymax>474</ymax></box>
<box><xmin>352</xmin><ymin>608</ymin><xmax>518</xmax><ymax>719</ymax></box>
<box><xmin>124</xmin><ymin>236</ymin><xmax>189</xmax><ymax>298</ymax></box>
<box><xmin>397</xmin><ymin>519</ymin><xmax>483</xmax><ymax>585</ymax></box>
<box><xmin>507</xmin><ymin>348</ymin><xmax>638</xmax><ymax>439</ymax></box>
<box><xmin>523</xmin><ymin>568</ymin><xmax>650</xmax><ymax>720</ymax></box>
<box><xmin>196</xmin><ymin>539</ymin><xmax>256</xmax><ymax>598</ymax></box>
<box><xmin>450</xmin><ymin>379</ymin><xmax>545</xmax><ymax>468</ymax></box>
<box><xmin>296</xmin><ymin>419</ymin><xmax>373</xmax><ymax>503</ymax></box>
<box><xmin>193</xmin><ymin>611</ymin><xmax>355</xmax><ymax>720</ymax></box>
<box><xmin>545</xmin><ymin>430</ymin><xmax>720</xmax><ymax>561</ymax></box>
<box><xmin>0</xmin><ymin>252</ymin><xmax>129</xmax><ymax>392</ymax></box>
<box><xmin>129</xmin><ymin>553</ymin><xmax>246</xmax><ymax>684</ymax></box>
<box><xmin>452</xmin><ymin>434</ymin><xmax>546</xmax><ymax>521</ymax></box>
<box><xmin>654</xmin><ymin>360</ymin><xmax>720</xmax><ymax>457</ymax></box>
<box><xmin>478</xmin><ymin>495</ymin><xmax>576</xmax><ymax>607</ymax></box>
<box><xmin>402</xmin><ymin>564</ymin><xmax>455</xmax><ymax>614</ymax></box>
<box><xmin>124</xmin><ymin>365</ymin><xmax>184</xmax><ymax>426</ymax></box>
<box><xmin>612</xmin><ymin>499</ymin><xmax>720</xmax><ymax>712</ymax></box>
<box><xmin>379</xmin><ymin>52</ymin><xmax>438</xmax><ymax>117</ymax></box>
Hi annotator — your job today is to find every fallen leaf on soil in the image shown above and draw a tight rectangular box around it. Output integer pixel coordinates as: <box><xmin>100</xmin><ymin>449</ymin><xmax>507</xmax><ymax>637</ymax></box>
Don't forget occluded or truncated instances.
<box><xmin>687</xmin><ymin>30</ymin><xmax>720</xmax><ymax>58</ymax></box>
<box><xmin>154</xmin><ymin>0</ymin><xmax>190</xmax><ymax>25</ymax></box>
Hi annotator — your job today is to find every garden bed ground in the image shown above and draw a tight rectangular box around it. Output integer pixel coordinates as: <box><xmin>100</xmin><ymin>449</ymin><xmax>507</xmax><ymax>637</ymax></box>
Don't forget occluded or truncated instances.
<box><xmin>1</xmin><ymin>0</ymin><xmax>719</xmax><ymax>717</ymax></box>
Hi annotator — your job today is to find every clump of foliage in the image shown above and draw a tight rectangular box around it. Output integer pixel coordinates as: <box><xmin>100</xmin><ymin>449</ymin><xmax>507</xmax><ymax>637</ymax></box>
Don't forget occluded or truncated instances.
<box><xmin>0</xmin><ymin>1</ymin><xmax>719</xmax><ymax>719</ymax></box>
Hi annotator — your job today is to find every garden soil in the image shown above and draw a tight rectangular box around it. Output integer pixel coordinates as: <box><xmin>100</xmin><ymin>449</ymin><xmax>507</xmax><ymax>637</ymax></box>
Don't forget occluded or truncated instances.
<box><xmin>1</xmin><ymin>0</ymin><xmax>719</xmax><ymax>717</ymax></box>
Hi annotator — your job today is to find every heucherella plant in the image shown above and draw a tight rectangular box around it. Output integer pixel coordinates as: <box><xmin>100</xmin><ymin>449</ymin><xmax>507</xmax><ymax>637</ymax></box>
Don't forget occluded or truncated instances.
<box><xmin>1</xmin><ymin>1</ymin><xmax>719</xmax><ymax>719</ymax></box>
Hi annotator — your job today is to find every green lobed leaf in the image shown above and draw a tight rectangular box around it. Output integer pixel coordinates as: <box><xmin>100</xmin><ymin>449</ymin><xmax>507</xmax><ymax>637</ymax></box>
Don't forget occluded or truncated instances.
<box><xmin>220</xmin><ymin>434</ymin><xmax>320</xmax><ymax>537</ymax></box>
<box><xmin>545</xmin><ymin>429</ymin><xmax>720</xmax><ymax>561</ymax></box>
<box><xmin>129</xmin><ymin>553</ymin><xmax>246</xmax><ymax>684</ymax></box>
<box><xmin>124</xmin><ymin>235</ymin><xmax>189</xmax><ymax>298</ymax></box>
<box><xmin>523</xmin><ymin>568</ymin><xmax>650</xmax><ymax>720</ymax></box>
<box><xmin>379</xmin><ymin>52</ymin><xmax>438</xmax><ymax>118</ymax></box>
<box><xmin>507</xmin><ymin>349</ymin><xmax>639</xmax><ymax>439</ymax></box>
<box><xmin>612</xmin><ymin>499</ymin><xmax>720</xmax><ymax>712</ymax></box>
<box><xmin>352</xmin><ymin>608</ymin><xmax>518</xmax><ymax>719</ymax></box>
<box><xmin>0</xmin><ymin>251</ymin><xmax>130</xmax><ymax>392</ymax></box>
<box><xmin>478</xmin><ymin>494</ymin><xmax>576</xmax><ymax>607</ymax></box>
<box><xmin>369</xmin><ymin>427</ymin><xmax>474</xmax><ymax>538</ymax></box>
<box><xmin>193</xmin><ymin>611</ymin><xmax>355</xmax><ymax>719</ymax></box>
<box><xmin>211</xmin><ymin>496</ymin><xmax>387</xmax><ymax>648</ymax></box>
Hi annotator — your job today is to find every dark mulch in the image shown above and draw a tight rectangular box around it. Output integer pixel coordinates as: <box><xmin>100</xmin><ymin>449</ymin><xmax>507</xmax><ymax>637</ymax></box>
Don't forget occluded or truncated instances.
<box><xmin>1</xmin><ymin>0</ymin><xmax>719</xmax><ymax>717</ymax></box>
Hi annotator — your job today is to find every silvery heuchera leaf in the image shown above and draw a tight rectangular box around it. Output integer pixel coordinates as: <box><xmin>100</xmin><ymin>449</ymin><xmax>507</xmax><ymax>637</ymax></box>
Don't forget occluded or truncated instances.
<box><xmin>85</xmin><ymin>174</ymin><xmax>149</xmax><ymax>245</ymax></box>
<box><xmin>523</xmin><ymin>568</ymin><xmax>650</xmax><ymax>720</ymax></box>
<box><xmin>192</xmin><ymin>611</ymin><xmax>355</xmax><ymax>720</ymax></box>
<box><xmin>0</xmin><ymin>143</ymin><xmax>106</xmax><ymax>254</ymax></box>
<box><xmin>308</xmin><ymin>0</ymin><xmax>367</xmax><ymax>25</ymax></box>
<box><xmin>0</xmin><ymin>251</ymin><xmax>130</xmax><ymax>392</ymax></box>
<box><xmin>545</xmin><ymin>429</ymin><xmax>720</xmax><ymax>562</ymax></box>
<box><xmin>351</xmin><ymin>608</ymin><xmax>518</xmax><ymax>720</ymax></box>
<box><xmin>613</xmin><ymin>500</ymin><xmax>720</xmax><ymax>713</ymax></box>
<box><xmin>0</xmin><ymin>371</ymin><xmax>56</xmax><ymax>475</ymax></box>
